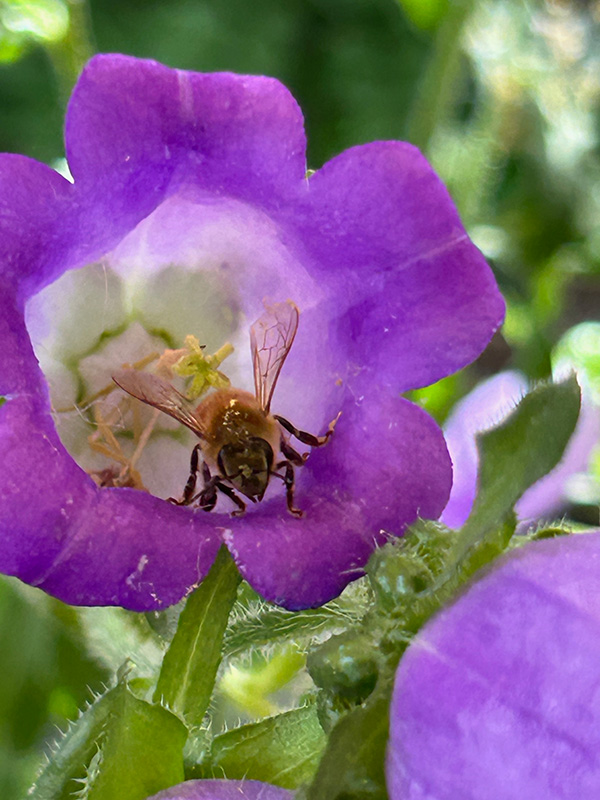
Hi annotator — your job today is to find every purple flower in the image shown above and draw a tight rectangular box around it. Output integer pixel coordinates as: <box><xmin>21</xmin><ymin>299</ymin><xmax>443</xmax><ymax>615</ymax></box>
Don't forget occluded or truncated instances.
<box><xmin>146</xmin><ymin>779</ymin><xmax>292</xmax><ymax>800</ymax></box>
<box><xmin>441</xmin><ymin>370</ymin><xmax>600</xmax><ymax>529</ymax></box>
<box><xmin>0</xmin><ymin>54</ymin><xmax>504</xmax><ymax>610</ymax></box>
<box><xmin>386</xmin><ymin>531</ymin><xmax>600</xmax><ymax>800</ymax></box>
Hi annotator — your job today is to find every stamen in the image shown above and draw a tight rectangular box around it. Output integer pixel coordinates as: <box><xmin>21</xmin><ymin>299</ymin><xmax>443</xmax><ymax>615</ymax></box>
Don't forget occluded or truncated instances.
<box><xmin>172</xmin><ymin>335</ymin><xmax>234</xmax><ymax>399</ymax></box>
<box><xmin>83</xmin><ymin>338</ymin><xmax>234</xmax><ymax>492</ymax></box>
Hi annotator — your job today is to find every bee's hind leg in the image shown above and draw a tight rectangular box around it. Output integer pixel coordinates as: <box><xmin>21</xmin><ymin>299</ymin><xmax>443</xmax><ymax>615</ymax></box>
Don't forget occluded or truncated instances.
<box><xmin>168</xmin><ymin>443</ymin><xmax>202</xmax><ymax>505</ymax></box>
<box><xmin>274</xmin><ymin>413</ymin><xmax>340</xmax><ymax>449</ymax></box>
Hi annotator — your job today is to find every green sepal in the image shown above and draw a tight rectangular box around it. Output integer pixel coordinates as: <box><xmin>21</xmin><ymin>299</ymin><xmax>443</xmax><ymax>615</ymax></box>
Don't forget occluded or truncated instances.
<box><xmin>367</xmin><ymin>520</ymin><xmax>454</xmax><ymax>618</ymax></box>
<box><xmin>224</xmin><ymin>581</ymin><xmax>371</xmax><ymax>659</ymax></box>
<box><xmin>304</xmin><ymin>673</ymin><xmax>393</xmax><ymax>800</ymax></box>
<box><xmin>154</xmin><ymin>546</ymin><xmax>241</xmax><ymax>727</ymax></box>
<box><xmin>190</xmin><ymin>703</ymin><xmax>326</xmax><ymax>789</ymax></box>
<box><xmin>307</xmin><ymin>631</ymin><xmax>379</xmax><ymax>705</ymax></box>
<box><xmin>86</xmin><ymin>683</ymin><xmax>187</xmax><ymax>800</ymax></box>
<box><xmin>510</xmin><ymin>521</ymin><xmax>575</xmax><ymax>546</ymax></box>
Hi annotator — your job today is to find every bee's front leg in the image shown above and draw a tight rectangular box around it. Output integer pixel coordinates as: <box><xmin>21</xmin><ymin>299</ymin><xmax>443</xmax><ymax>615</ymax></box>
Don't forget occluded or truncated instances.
<box><xmin>193</xmin><ymin>465</ymin><xmax>247</xmax><ymax>516</ymax></box>
<box><xmin>196</xmin><ymin>463</ymin><xmax>221</xmax><ymax>512</ymax></box>
<box><xmin>214</xmin><ymin>481</ymin><xmax>247</xmax><ymax>517</ymax></box>
<box><xmin>274</xmin><ymin>460</ymin><xmax>303</xmax><ymax>518</ymax></box>
<box><xmin>168</xmin><ymin>443</ymin><xmax>202</xmax><ymax>505</ymax></box>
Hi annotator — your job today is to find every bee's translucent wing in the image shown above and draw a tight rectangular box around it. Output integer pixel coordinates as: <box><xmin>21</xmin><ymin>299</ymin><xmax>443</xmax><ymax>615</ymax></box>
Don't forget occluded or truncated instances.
<box><xmin>250</xmin><ymin>300</ymin><xmax>299</xmax><ymax>413</ymax></box>
<box><xmin>112</xmin><ymin>369</ymin><xmax>205</xmax><ymax>437</ymax></box>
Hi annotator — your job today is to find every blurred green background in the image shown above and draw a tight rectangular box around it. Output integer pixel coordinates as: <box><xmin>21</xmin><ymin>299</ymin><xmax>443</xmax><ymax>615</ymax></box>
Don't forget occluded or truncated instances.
<box><xmin>1</xmin><ymin>0</ymin><xmax>600</xmax><ymax>796</ymax></box>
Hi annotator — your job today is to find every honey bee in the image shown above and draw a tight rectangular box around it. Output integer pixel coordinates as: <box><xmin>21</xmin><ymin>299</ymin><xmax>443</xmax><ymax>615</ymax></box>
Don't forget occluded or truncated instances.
<box><xmin>112</xmin><ymin>300</ymin><xmax>338</xmax><ymax>517</ymax></box>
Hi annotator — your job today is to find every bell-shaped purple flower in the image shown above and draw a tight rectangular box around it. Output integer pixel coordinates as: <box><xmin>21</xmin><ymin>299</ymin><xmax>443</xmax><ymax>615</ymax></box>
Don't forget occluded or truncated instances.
<box><xmin>146</xmin><ymin>779</ymin><xmax>292</xmax><ymax>800</ymax></box>
<box><xmin>387</xmin><ymin>531</ymin><xmax>600</xmax><ymax>799</ymax></box>
<box><xmin>0</xmin><ymin>54</ymin><xmax>504</xmax><ymax>610</ymax></box>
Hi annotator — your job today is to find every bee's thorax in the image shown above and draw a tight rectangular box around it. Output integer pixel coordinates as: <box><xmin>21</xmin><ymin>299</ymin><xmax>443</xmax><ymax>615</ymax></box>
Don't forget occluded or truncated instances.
<box><xmin>196</xmin><ymin>387</ymin><xmax>280</xmax><ymax>467</ymax></box>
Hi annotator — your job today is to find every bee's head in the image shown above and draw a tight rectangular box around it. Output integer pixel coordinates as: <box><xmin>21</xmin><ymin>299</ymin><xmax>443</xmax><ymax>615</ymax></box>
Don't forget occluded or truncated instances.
<box><xmin>217</xmin><ymin>438</ymin><xmax>274</xmax><ymax>500</ymax></box>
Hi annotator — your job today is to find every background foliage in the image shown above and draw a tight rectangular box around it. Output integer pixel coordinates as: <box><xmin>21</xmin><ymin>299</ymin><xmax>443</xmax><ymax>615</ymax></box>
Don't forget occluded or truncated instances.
<box><xmin>1</xmin><ymin>0</ymin><xmax>599</xmax><ymax>797</ymax></box>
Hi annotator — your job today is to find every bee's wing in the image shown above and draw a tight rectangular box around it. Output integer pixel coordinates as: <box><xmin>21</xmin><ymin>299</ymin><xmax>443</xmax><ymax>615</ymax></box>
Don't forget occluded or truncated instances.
<box><xmin>112</xmin><ymin>369</ymin><xmax>205</xmax><ymax>437</ymax></box>
<box><xmin>250</xmin><ymin>300</ymin><xmax>299</xmax><ymax>413</ymax></box>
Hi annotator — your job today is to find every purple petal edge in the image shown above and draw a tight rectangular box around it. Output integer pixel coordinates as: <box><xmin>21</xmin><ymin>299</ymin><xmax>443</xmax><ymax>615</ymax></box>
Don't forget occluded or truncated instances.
<box><xmin>146</xmin><ymin>778</ymin><xmax>294</xmax><ymax>800</ymax></box>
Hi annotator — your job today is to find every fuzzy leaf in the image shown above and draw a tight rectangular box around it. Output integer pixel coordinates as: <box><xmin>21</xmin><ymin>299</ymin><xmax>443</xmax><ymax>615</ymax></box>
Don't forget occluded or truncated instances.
<box><xmin>194</xmin><ymin>704</ymin><xmax>326</xmax><ymax>789</ymax></box>
<box><xmin>154</xmin><ymin>546</ymin><xmax>241</xmax><ymax>726</ymax></box>
<box><xmin>452</xmin><ymin>376</ymin><xmax>581</xmax><ymax>565</ymax></box>
<box><xmin>28</xmin><ymin>689</ymin><xmax>113</xmax><ymax>800</ymax></box>
<box><xmin>86</xmin><ymin>684</ymin><xmax>186</xmax><ymax>800</ymax></box>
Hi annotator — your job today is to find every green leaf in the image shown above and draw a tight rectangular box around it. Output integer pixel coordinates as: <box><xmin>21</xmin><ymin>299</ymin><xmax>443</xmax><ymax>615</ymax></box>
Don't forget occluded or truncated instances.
<box><xmin>86</xmin><ymin>684</ymin><xmax>186</xmax><ymax>800</ymax></box>
<box><xmin>29</xmin><ymin>689</ymin><xmax>114</xmax><ymax>800</ymax></box>
<box><xmin>154</xmin><ymin>546</ymin><xmax>241</xmax><ymax>727</ymax></box>
<box><xmin>452</xmin><ymin>376</ymin><xmax>581</xmax><ymax>565</ymax></box>
<box><xmin>30</xmin><ymin>682</ymin><xmax>187</xmax><ymax>800</ymax></box>
<box><xmin>194</xmin><ymin>704</ymin><xmax>326</xmax><ymax>789</ymax></box>
<box><xmin>305</xmin><ymin>675</ymin><xmax>393</xmax><ymax>800</ymax></box>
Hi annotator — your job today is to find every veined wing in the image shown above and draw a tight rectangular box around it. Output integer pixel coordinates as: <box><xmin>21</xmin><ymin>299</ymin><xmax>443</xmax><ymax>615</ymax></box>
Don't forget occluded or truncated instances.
<box><xmin>112</xmin><ymin>369</ymin><xmax>205</xmax><ymax>437</ymax></box>
<box><xmin>250</xmin><ymin>300</ymin><xmax>299</xmax><ymax>413</ymax></box>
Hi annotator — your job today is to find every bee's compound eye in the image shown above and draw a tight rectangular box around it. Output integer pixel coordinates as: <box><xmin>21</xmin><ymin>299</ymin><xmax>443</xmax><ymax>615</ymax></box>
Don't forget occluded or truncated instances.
<box><xmin>218</xmin><ymin>439</ymin><xmax>274</xmax><ymax>500</ymax></box>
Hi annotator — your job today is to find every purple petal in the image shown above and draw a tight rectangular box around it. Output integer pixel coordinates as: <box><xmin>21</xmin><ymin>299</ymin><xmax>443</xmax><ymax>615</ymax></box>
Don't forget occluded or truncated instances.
<box><xmin>65</xmin><ymin>54</ymin><xmax>306</xmax><ymax>208</ymax></box>
<box><xmin>387</xmin><ymin>531</ymin><xmax>600</xmax><ymax>800</ymax></box>
<box><xmin>0</xmin><ymin>290</ymin><xmax>49</xmax><ymax>397</ymax></box>
<box><xmin>224</xmin><ymin>393</ymin><xmax>452</xmax><ymax>609</ymax></box>
<box><xmin>0</xmin><ymin>394</ymin><xmax>221</xmax><ymax>610</ymax></box>
<box><xmin>0</xmin><ymin>155</ymin><xmax>72</xmax><ymax>298</ymax></box>
<box><xmin>146</xmin><ymin>779</ymin><xmax>293</xmax><ymax>799</ymax></box>
<box><xmin>296</xmin><ymin>143</ymin><xmax>505</xmax><ymax>392</ymax></box>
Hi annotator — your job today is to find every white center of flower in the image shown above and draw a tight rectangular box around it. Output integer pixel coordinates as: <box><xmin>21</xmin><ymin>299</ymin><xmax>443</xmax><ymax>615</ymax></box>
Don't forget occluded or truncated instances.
<box><xmin>24</xmin><ymin>191</ymin><xmax>324</xmax><ymax>503</ymax></box>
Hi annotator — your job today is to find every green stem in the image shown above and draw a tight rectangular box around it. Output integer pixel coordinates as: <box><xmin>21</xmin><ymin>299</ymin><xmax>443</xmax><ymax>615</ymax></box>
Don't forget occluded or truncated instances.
<box><xmin>407</xmin><ymin>0</ymin><xmax>476</xmax><ymax>153</ymax></box>
<box><xmin>45</xmin><ymin>0</ymin><xmax>95</xmax><ymax>106</ymax></box>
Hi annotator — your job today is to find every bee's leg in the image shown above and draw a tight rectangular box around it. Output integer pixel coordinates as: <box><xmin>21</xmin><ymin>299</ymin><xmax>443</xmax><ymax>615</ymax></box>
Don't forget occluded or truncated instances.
<box><xmin>274</xmin><ymin>413</ymin><xmax>340</xmax><ymax>449</ymax></box>
<box><xmin>168</xmin><ymin>443</ymin><xmax>202</xmax><ymax>505</ymax></box>
<box><xmin>214</xmin><ymin>480</ymin><xmax>247</xmax><ymax>517</ymax></box>
<box><xmin>196</xmin><ymin>463</ymin><xmax>220</xmax><ymax>512</ymax></box>
<box><xmin>279</xmin><ymin>436</ymin><xmax>307</xmax><ymax>466</ymax></box>
<box><xmin>274</xmin><ymin>460</ymin><xmax>303</xmax><ymax>518</ymax></box>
